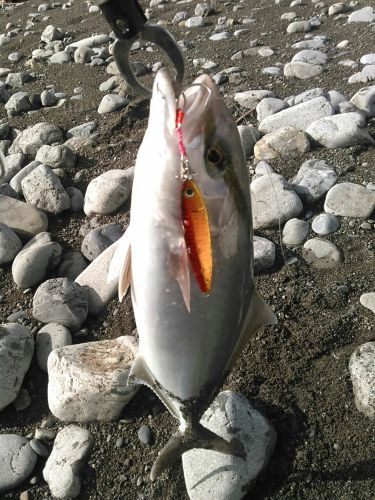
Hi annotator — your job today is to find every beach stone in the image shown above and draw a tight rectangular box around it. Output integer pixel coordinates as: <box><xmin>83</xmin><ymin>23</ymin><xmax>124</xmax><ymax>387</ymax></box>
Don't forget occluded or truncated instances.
<box><xmin>324</xmin><ymin>183</ymin><xmax>375</xmax><ymax>218</ymax></box>
<box><xmin>0</xmin><ymin>195</ymin><xmax>48</xmax><ymax>239</ymax></box>
<box><xmin>360</xmin><ymin>293</ymin><xmax>375</xmax><ymax>314</ymax></box>
<box><xmin>306</xmin><ymin>113</ymin><xmax>374</xmax><ymax>148</ymax></box>
<box><xmin>233</xmin><ymin>90</ymin><xmax>275</xmax><ymax>109</ymax></box>
<box><xmin>0</xmin><ymin>184</ymin><xmax>19</xmax><ymax>199</ymax></box>
<box><xmin>292</xmin><ymin>50</ymin><xmax>328</xmax><ymax>66</ymax></box>
<box><xmin>237</xmin><ymin>125</ymin><xmax>261</xmax><ymax>157</ymax></box>
<box><xmin>13</xmin><ymin>388</ymin><xmax>31</xmax><ymax>411</ymax></box>
<box><xmin>84</xmin><ymin>168</ymin><xmax>133</xmax><ymax>216</ymax></box>
<box><xmin>360</xmin><ymin>54</ymin><xmax>375</xmax><ymax>65</ymax></box>
<box><xmin>258</xmin><ymin>97</ymin><xmax>333</xmax><ymax>134</ymax></box>
<box><xmin>253</xmin><ymin>236</ymin><xmax>275</xmax><ymax>273</ymax></box>
<box><xmin>256</xmin><ymin>98</ymin><xmax>289</xmax><ymax>122</ymax></box>
<box><xmin>292</xmin><ymin>37</ymin><xmax>327</xmax><ymax>50</ymax></box>
<box><xmin>284</xmin><ymin>61</ymin><xmax>323</xmax><ymax>79</ymax></box>
<box><xmin>12</xmin><ymin>232</ymin><xmax>62</xmax><ymax>288</ymax></box>
<box><xmin>33</xmin><ymin>278</ymin><xmax>89</xmax><ymax>332</ymax></box>
<box><xmin>287</xmin><ymin>20</ymin><xmax>311</xmax><ymax>33</ymax></box>
<box><xmin>66</xmin><ymin>121</ymin><xmax>97</xmax><ymax>138</ymax></box>
<box><xmin>40</xmin><ymin>90</ymin><xmax>57</xmax><ymax>107</ymax></box>
<box><xmin>5</xmin><ymin>92</ymin><xmax>33</xmax><ymax>116</ymax></box>
<box><xmin>251</xmin><ymin>174</ymin><xmax>303</xmax><ymax>229</ymax></box>
<box><xmin>74</xmin><ymin>46</ymin><xmax>95</xmax><ymax>64</ymax></box>
<box><xmin>254</xmin><ymin>126</ymin><xmax>310</xmax><ymax>161</ymax></box>
<box><xmin>327</xmin><ymin>90</ymin><xmax>348</xmax><ymax>112</ymax></box>
<box><xmin>21</xmin><ymin>165</ymin><xmax>70</xmax><ymax>214</ymax></box>
<box><xmin>67</xmin><ymin>34</ymin><xmax>110</xmax><ymax>49</ymax></box>
<box><xmin>0</xmin><ymin>223</ymin><xmax>22</xmax><ymax>265</ymax></box>
<box><xmin>41</xmin><ymin>25</ymin><xmax>64</xmax><ymax>43</ymax></box>
<box><xmin>289</xmin><ymin>159</ymin><xmax>337</xmax><ymax>204</ymax></box>
<box><xmin>348</xmin><ymin>7</ymin><xmax>375</xmax><ymax>23</ymax></box>
<box><xmin>0</xmin><ymin>324</ymin><xmax>34</xmax><ymax>412</ymax></box>
<box><xmin>97</xmin><ymin>94</ymin><xmax>129</xmax><ymax>114</ymax></box>
<box><xmin>10</xmin><ymin>160</ymin><xmax>41</xmax><ymax>195</ymax></box>
<box><xmin>210</xmin><ymin>32</ymin><xmax>231</xmax><ymax>41</ymax></box>
<box><xmin>75</xmin><ymin>239</ymin><xmax>120</xmax><ymax>315</ymax></box>
<box><xmin>282</xmin><ymin>218</ymin><xmax>309</xmax><ymax>246</ymax></box>
<box><xmin>81</xmin><ymin>224</ymin><xmax>124</xmax><ymax>261</ymax></box>
<box><xmin>183</xmin><ymin>391</ymin><xmax>276</xmax><ymax>500</ymax></box>
<box><xmin>49</xmin><ymin>51</ymin><xmax>71</xmax><ymax>64</ymax></box>
<box><xmin>185</xmin><ymin>16</ymin><xmax>205</xmax><ymax>28</ymax></box>
<box><xmin>0</xmin><ymin>435</ymin><xmax>37</xmax><ymax>493</ymax></box>
<box><xmin>0</xmin><ymin>153</ymin><xmax>25</xmax><ymax>183</ymax></box>
<box><xmin>29</xmin><ymin>439</ymin><xmax>49</xmax><ymax>458</ymax></box>
<box><xmin>57</xmin><ymin>251</ymin><xmax>88</xmax><ymax>280</ymax></box>
<box><xmin>99</xmin><ymin>75</ymin><xmax>124</xmax><ymax>92</ymax></box>
<box><xmin>43</xmin><ymin>425</ymin><xmax>93</xmax><ymax>499</ymax></box>
<box><xmin>328</xmin><ymin>2</ymin><xmax>350</xmax><ymax>15</ymax></box>
<box><xmin>302</xmin><ymin>238</ymin><xmax>343</xmax><ymax>268</ymax></box>
<box><xmin>350</xmin><ymin>86</ymin><xmax>375</xmax><ymax>117</ymax></box>
<box><xmin>35</xmin><ymin>144</ymin><xmax>77</xmax><ymax>169</ymax></box>
<box><xmin>47</xmin><ymin>336</ymin><xmax>139</xmax><ymax>421</ymax></box>
<box><xmin>0</xmin><ymin>84</ymin><xmax>11</xmax><ymax>104</ymax></box>
<box><xmin>5</xmin><ymin>72</ymin><xmax>32</xmax><ymax>88</ymax></box>
<box><xmin>36</xmin><ymin>323</ymin><xmax>72</xmax><ymax>372</ymax></box>
<box><xmin>138</xmin><ymin>425</ymin><xmax>152</xmax><ymax>445</ymax></box>
<box><xmin>349</xmin><ymin>342</ymin><xmax>375</xmax><ymax>418</ymax></box>
<box><xmin>311</xmin><ymin>213</ymin><xmax>340</xmax><ymax>235</ymax></box>
<box><xmin>66</xmin><ymin>187</ymin><xmax>84</xmax><ymax>212</ymax></box>
<box><xmin>9</xmin><ymin>122</ymin><xmax>63</xmax><ymax>157</ymax></box>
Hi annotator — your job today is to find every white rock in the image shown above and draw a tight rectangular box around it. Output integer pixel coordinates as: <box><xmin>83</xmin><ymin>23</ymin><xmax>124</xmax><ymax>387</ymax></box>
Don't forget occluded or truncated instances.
<box><xmin>284</xmin><ymin>61</ymin><xmax>323</xmax><ymax>79</ymax></box>
<box><xmin>302</xmin><ymin>238</ymin><xmax>343</xmax><ymax>268</ymax></box>
<box><xmin>251</xmin><ymin>173</ymin><xmax>303</xmax><ymax>229</ymax></box>
<box><xmin>348</xmin><ymin>7</ymin><xmax>375</xmax><ymax>23</ymax></box>
<box><xmin>97</xmin><ymin>94</ymin><xmax>129</xmax><ymax>114</ymax></box>
<box><xmin>40</xmin><ymin>90</ymin><xmax>57</xmax><ymax>107</ymax></box>
<box><xmin>289</xmin><ymin>159</ymin><xmax>337</xmax><ymax>204</ymax></box>
<box><xmin>66</xmin><ymin>187</ymin><xmax>84</xmax><ymax>212</ymax></box>
<box><xmin>258</xmin><ymin>97</ymin><xmax>333</xmax><ymax>133</ymax></box>
<box><xmin>256</xmin><ymin>97</ymin><xmax>289</xmax><ymax>122</ymax></box>
<box><xmin>233</xmin><ymin>90</ymin><xmax>275</xmax><ymax>109</ymax></box>
<box><xmin>348</xmin><ymin>72</ymin><xmax>369</xmax><ymax>85</ymax></box>
<box><xmin>41</xmin><ymin>25</ymin><xmax>64</xmax><ymax>43</ymax></box>
<box><xmin>328</xmin><ymin>2</ymin><xmax>350</xmax><ymax>15</ymax></box>
<box><xmin>360</xmin><ymin>293</ymin><xmax>375</xmax><ymax>314</ymax></box>
<box><xmin>350</xmin><ymin>86</ymin><xmax>375</xmax><ymax>117</ymax></box>
<box><xmin>287</xmin><ymin>20</ymin><xmax>311</xmax><ymax>33</ymax></box>
<box><xmin>0</xmin><ymin>324</ymin><xmax>34</xmax><ymax>412</ymax></box>
<box><xmin>0</xmin><ymin>194</ymin><xmax>48</xmax><ymax>239</ymax></box>
<box><xmin>36</xmin><ymin>144</ymin><xmax>77</xmax><ymax>169</ymax></box>
<box><xmin>48</xmin><ymin>336</ymin><xmax>139</xmax><ymax>421</ymax></box>
<box><xmin>58</xmin><ymin>251</ymin><xmax>88</xmax><ymax>281</ymax></box>
<box><xmin>237</xmin><ymin>125</ymin><xmax>261</xmax><ymax>157</ymax></box>
<box><xmin>282</xmin><ymin>218</ymin><xmax>309</xmax><ymax>245</ymax></box>
<box><xmin>36</xmin><ymin>323</ymin><xmax>72</xmax><ymax>372</ymax></box>
<box><xmin>0</xmin><ymin>223</ymin><xmax>22</xmax><ymax>265</ymax></box>
<box><xmin>43</xmin><ymin>425</ymin><xmax>93</xmax><ymax>498</ymax></box>
<box><xmin>0</xmin><ymin>153</ymin><xmax>25</xmax><ymax>183</ymax></box>
<box><xmin>10</xmin><ymin>160</ymin><xmax>41</xmax><ymax>194</ymax></box>
<box><xmin>183</xmin><ymin>391</ymin><xmax>276</xmax><ymax>500</ymax></box>
<box><xmin>185</xmin><ymin>16</ymin><xmax>205</xmax><ymax>28</ymax></box>
<box><xmin>292</xmin><ymin>37</ymin><xmax>326</xmax><ymax>50</ymax></box>
<box><xmin>349</xmin><ymin>342</ymin><xmax>375</xmax><ymax>418</ymax></box>
<box><xmin>67</xmin><ymin>34</ymin><xmax>111</xmax><ymax>49</ymax></box>
<box><xmin>253</xmin><ymin>236</ymin><xmax>276</xmax><ymax>273</ymax></box>
<box><xmin>0</xmin><ymin>435</ymin><xmax>37</xmax><ymax>493</ymax></box>
<box><xmin>9</xmin><ymin>122</ymin><xmax>63</xmax><ymax>157</ymax></box>
<box><xmin>209</xmin><ymin>32</ymin><xmax>232</xmax><ymax>41</ymax></box>
<box><xmin>311</xmin><ymin>213</ymin><xmax>340</xmax><ymax>235</ymax></box>
<box><xmin>324</xmin><ymin>183</ymin><xmax>375</xmax><ymax>218</ymax></box>
<box><xmin>49</xmin><ymin>51</ymin><xmax>71</xmax><ymax>64</ymax></box>
<box><xmin>292</xmin><ymin>49</ymin><xmax>328</xmax><ymax>66</ymax></box>
<box><xmin>84</xmin><ymin>168</ymin><xmax>133</xmax><ymax>216</ymax></box>
<box><xmin>5</xmin><ymin>92</ymin><xmax>33</xmax><ymax>116</ymax></box>
<box><xmin>327</xmin><ymin>90</ymin><xmax>348</xmax><ymax>112</ymax></box>
<box><xmin>254</xmin><ymin>126</ymin><xmax>310</xmax><ymax>161</ymax></box>
<box><xmin>73</xmin><ymin>46</ymin><xmax>95</xmax><ymax>64</ymax></box>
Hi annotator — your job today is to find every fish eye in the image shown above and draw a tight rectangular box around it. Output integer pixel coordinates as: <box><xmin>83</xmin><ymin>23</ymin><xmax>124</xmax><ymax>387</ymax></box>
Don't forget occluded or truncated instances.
<box><xmin>184</xmin><ymin>187</ymin><xmax>195</xmax><ymax>198</ymax></box>
<box><xmin>206</xmin><ymin>145</ymin><xmax>228</xmax><ymax>177</ymax></box>
<box><xmin>207</xmin><ymin>146</ymin><xmax>223</xmax><ymax>165</ymax></box>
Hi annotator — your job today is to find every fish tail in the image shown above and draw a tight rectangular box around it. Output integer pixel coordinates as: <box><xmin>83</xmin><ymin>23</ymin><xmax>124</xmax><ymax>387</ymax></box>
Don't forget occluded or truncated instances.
<box><xmin>150</xmin><ymin>423</ymin><xmax>245</xmax><ymax>481</ymax></box>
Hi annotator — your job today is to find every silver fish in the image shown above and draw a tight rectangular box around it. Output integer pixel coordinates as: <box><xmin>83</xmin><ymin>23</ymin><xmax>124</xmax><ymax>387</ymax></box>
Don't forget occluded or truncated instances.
<box><xmin>109</xmin><ymin>69</ymin><xmax>276</xmax><ymax>479</ymax></box>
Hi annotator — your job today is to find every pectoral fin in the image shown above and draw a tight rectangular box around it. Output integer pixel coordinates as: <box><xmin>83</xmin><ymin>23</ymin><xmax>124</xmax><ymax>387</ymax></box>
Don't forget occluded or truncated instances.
<box><xmin>167</xmin><ymin>238</ymin><xmax>190</xmax><ymax>312</ymax></box>
<box><xmin>107</xmin><ymin>226</ymin><xmax>132</xmax><ymax>301</ymax></box>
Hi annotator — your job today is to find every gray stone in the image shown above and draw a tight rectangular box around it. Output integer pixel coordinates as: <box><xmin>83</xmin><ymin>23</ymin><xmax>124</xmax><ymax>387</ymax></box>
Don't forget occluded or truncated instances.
<box><xmin>47</xmin><ymin>336</ymin><xmax>138</xmax><ymax>421</ymax></box>
<box><xmin>0</xmin><ymin>83</ymin><xmax>11</xmax><ymax>104</ymax></box>
<box><xmin>33</xmin><ymin>278</ymin><xmax>89</xmax><ymax>332</ymax></box>
<box><xmin>302</xmin><ymin>238</ymin><xmax>343</xmax><ymax>268</ymax></box>
<box><xmin>0</xmin><ymin>435</ymin><xmax>37</xmax><ymax>493</ymax></box>
<box><xmin>40</xmin><ymin>90</ymin><xmax>57</xmax><ymax>107</ymax></box>
<box><xmin>97</xmin><ymin>94</ymin><xmax>129</xmax><ymax>114</ymax></box>
<box><xmin>9</xmin><ymin>122</ymin><xmax>63</xmax><ymax>157</ymax></box>
<box><xmin>360</xmin><ymin>54</ymin><xmax>375</xmax><ymax>65</ymax></box>
<box><xmin>67</xmin><ymin>34</ymin><xmax>111</xmax><ymax>48</ymax></box>
<box><xmin>348</xmin><ymin>7</ymin><xmax>375</xmax><ymax>23</ymax></box>
<box><xmin>349</xmin><ymin>342</ymin><xmax>375</xmax><ymax>418</ymax></box>
<box><xmin>293</xmin><ymin>88</ymin><xmax>327</xmax><ymax>106</ymax></box>
<box><xmin>256</xmin><ymin>98</ymin><xmax>289</xmax><ymax>122</ymax></box>
<box><xmin>311</xmin><ymin>213</ymin><xmax>340</xmax><ymax>235</ymax></box>
<box><xmin>5</xmin><ymin>72</ymin><xmax>32</xmax><ymax>88</ymax></box>
<box><xmin>67</xmin><ymin>121</ymin><xmax>97</xmax><ymax>138</ymax></box>
<box><xmin>328</xmin><ymin>2</ymin><xmax>351</xmax><ymax>15</ymax></box>
<box><xmin>99</xmin><ymin>75</ymin><xmax>124</xmax><ymax>92</ymax></box>
<box><xmin>324</xmin><ymin>183</ymin><xmax>375</xmax><ymax>218</ymax></box>
<box><xmin>237</xmin><ymin>125</ymin><xmax>261</xmax><ymax>157</ymax></box>
<box><xmin>0</xmin><ymin>184</ymin><xmax>19</xmax><ymax>199</ymax></box>
<box><xmin>36</xmin><ymin>323</ymin><xmax>72</xmax><ymax>372</ymax></box>
<box><xmin>254</xmin><ymin>126</ymin><xmax>310</xmax><ymax>161</ymax></box>
<box><xmin>8</xmin><ymin>52</ymin><xmax>23</xmax><ymax>62</ymax></box>
<box><xmin>233</xmin><ymin>90</ymin><xmax>275</xmax><ymax>109</ymax></box>
<box><xmin>66</xmin><ymin>187</ymin><xmax>84</xmax><ymax>212</ymax></box>
<box><xmin>284</xmin><ymin>61</ymin><xmax>323</xmax><ymax>79</ymax></box>
<box><xmin>183</xmin><ymin>391</ymin><xmax>276</xmax><ymax>500</ymax></box>
<box><xmin>57</xmin><ymin>251</ymin><xmax>88</xmax><ymax>280</ymax></box>
<box><xmin>350</xmin><ymin>86</ymin><xmax>375</xmax><ymax>117</ymax></box>
<box><xmin>41</xmin><ymin>25</ymin><xmax>64</xmax><ymax>43</ymax></box>
<box><xmin>289</xmin><ymin>159</ymin><xmax>337</xmax><ymax>204</ymax></box>
<box><xmin>282</xmin><ymin>218</ymin><xmax>309</xmax><ymax>246</ymax></box>
<box><xmin>361</xmin><ymin>65</ymin><xmax>375</xmax><ymax>80</ymax></box>
<box><xmin>5</xmin><ymin>92</ymin><xmax>33</xmax><ymax>116</ymax></box>
<box><xmin>12</xmin><ymin>232</ymin><xmax>62</xmax><ymax>288</ymax></box>
<box><xmin>0</xmin><ymin>223</ymin><xmax>22</xmax><ymax>265</ymax></box>
<box><xmin>253</xmin><ymin>236</ymin><xmax>275</xmax><ymax>273</ymax></box>
<box><xmin>251</xmin><ymin>173</ymin><xmax>303</xmax><ymax>229</ymax></box>
<box><xmin>13</xmin><ymin>388</ymin><xmax>31</xmax><ymax>411</ymax></box>
<box><xmin>49</xmin><ymin>51</ymin><xmax>71</xmax><ymax>64</ymax></box>
<box><xmin>0</xmin><ymin>153</ymin><xmax>25</xmax><ymax>183</ymax></box>
<box><xmin>29</xmin><ymin>439</ymin><xmax>50</xmax><ymax>458</ymax></box>
<box><xmin>73</xmin><ymin>46</ymin><xmax>95</xmax><ymax>64</ymax></box>
<box><xmin>138</xmin><ymin>425</ymin><xmax>152</xmax><ymax>445</ymax></box>
<box><xmin>258</xmin><ymin>97</ymin><xmax>333</xmax><ymax>134</ymax></box>
<box><xmin>360</xmin><ymin>293</ymin><xmax>375</xmax><ymax>314</ymax></box>
<box><xmin>22</xmin><ymin>165</ymin><xmax>70</xmax><ymax>214</ymax></box>
<box><xmin>84</xmin><ymin>168</ymin><xmax>133</xmax><ymax>216</ymax></box>
<box><xmin>185</xmin><ymin>16</ymin><xmax>206</xmax><ymax>28</ymax></box>
<box><xmin>10</xmin><ymin>160</ymin><xmax>41</xmax><ymax>195</ymax></box>
<box><xmin>262</xmin><ymin>67</ymin><xmax>282</xmax><ymax>76</ymax></box>
<box><xmin>0</xmin><ymin>324</ymin><xmax>34</xmax><ymax>412</ymax></box>
<box><xmin>327</xmin><ymin>90</ymin><xmax>348</xmax><ymax>112</ymax></box>
<box><xmin>36</xmin><ymin>144</ymin><xmax>76</xmax><ymax>169</ymax></box>
<box><xmin>210</xmin><ymin>32</ymin><xmax>232</xmax><ymax>41</ymax></box>
<box><xmin>43</xmin><ymin>425</ymin><xmax>93</xmax><ymax>498</ymax></box>
<box><xmin>292</xmin><ymin>50</ymin><xmax>328</xmax><ymax>66</ymax></box>
<box><xmin>287</xmin><ymin>20</ymin><xmax>311</xmax><ymax>33</ymax></box>
<box><xmin>81</xmin><ymin>224</ymin><xmax>124</xmax><ymax>262</ymax></box>
<box><xmin>0</xmin><ymin>195</ymin><xmax>48</xmax><ymax>239</ymax></box>
<box><xmin>32</xmin><ymin>48</ymin><xmax>54</xmax><ymax>61</ymax></box>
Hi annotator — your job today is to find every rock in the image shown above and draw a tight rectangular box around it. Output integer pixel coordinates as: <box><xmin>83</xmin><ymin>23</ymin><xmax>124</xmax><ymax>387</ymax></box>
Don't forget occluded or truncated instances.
<box><xmin>99</xmin><ymin>75</ymin><xmax>124</xmax><ymax>92</ymax></box>
<box><xmin>35</xmin><ymin>144</ymin><xmax>77</xmax><ymax>169</ymax></box>
<box><xmin>12</xmin><ymin>232</ymin><xmax>62</xmax><ymax>288</ymax></box>
<box><xmin>84</xmin><ymin>168</ymin><xmax>133</xmax><ymax>216</ymax></box>
<box><xmin>73</xmin><ymin>46</ymin><xmax>95</xmax><ymax>64</ymax></box>
<box><xmin>256</xmin><ymin>98</ymin><xmax>289</xmax><ymax>122</ymax></box>
<box><xmin>349</xmin><ymin>342</ymin><xmax>375</xmax><ymax>418</ymax></box>
<box><xmin>97</xmin><ymin>94</ymin><xmax>129</xmax><ymax>114</ymax></box>
<box><xmin>210</xmin><ymin>32</ymin><xmax>231</xmax><ymax>41</ymax></box>
<box><xmin>29</xmin><ymin>439</ymin><xmax>49</xmax><ymax>458</ymax></box>
<box><xmin>0</xmin><ymin>184</ymin><xmax>19</xmax><ymax>199</ymax></box>
<box><xmin>0</xmin><ymin>153</ymin><xmax>25</xmax><ymax>183</ymax></box>
<box><xmin>43</xmin><ymin>425</ymin><xmax>93</xmax><ymax>498</ymax></box>
<box><xmin>67</xmin><ymin>121</ymin><xmax>97</xmax><ymax>138</ymax></box>
<box><xmin>307</xmin><ymin>113</ymin><xmax>374</xmax><ymax>148</ymax></box>
<box><xmin>360</xmin><ymin>54</ymin><xmax>375</xmax><ymax>65</ymax></box>
<box><xmin>10</xmin><ymin>160</ymin><xmax>41</xmax><ymax>195</ymax></box>
<box><xmin>0</xmin><ymin>195</ymin><xmax>48</xmax><ymax>239</ymax></box>
<box><xmin>328</xmin><ymin>2</ymin><xmax>350</xmax><ymax>15</ymax></box>
<box><xmin>5</xmin><ymin>92</ymin><xmax>33</xmax><ymax>116</ymax></box>
<box><xmin>5</xmin><ymin>72</ymin><xmax>32</xmax><ymax>88</ymax></box>
<box><xmin>282</xmin><ymin>218</ymin><xmax>309</xmax><ymax>246</ymax></box>
<box><xmin>0</xmin><ymin>223</ymin><xmax>22</xmax><ymax>265</ymax></box>
<box><xmin>40</xmin><ymin>90</ymin><xmax>57</xmax><ymax>107</ymax></box>
<box><xmin>287</xmin><ymin>20</ymin><xmax>311</xmax><ymax>33</ymax></box>
<box><xmin>327</xmin><ymin>89</ymin><xmax>348</xmax><ymax>112</ymax></box>
<box><xmin>254</xmin><ymin>126</ymin><xmax>310</xmax><ymax>161</ymax></box>
<box><xmin>292</xmin><ymin>49</ymin><xmax>328</xmax><ymax>66</ymax></box>
<box><xmin>302</xmin><ymin>238</ymin><xmax>343</xmax><ymax>268</ymax></box>
<box><xmin>350</xmin><ymin>86</ymin><xmax>375</xmax><ymax>117</ymax></box>
<box><xmin>9</xmin><ymin>122</ymin><xmax>63</xmax><ymax>157</ymax></box>
<box><xmin>183</xmin><ymin>391</ymin><xmax>276</xmax><ymax>500</ymax></box>
<box><xmin>186</xmin><ymin>16</ymin><xmax>206</xmax><ymax>28</ymax></box>
<box><xmin>0</xmin><ymin>435</ymin><xmax>37</xmax><ymax>493</ymax></box>
<box><xmin>324</xmin><ymin>183</ymin><xmax>375</xmax><ymax>218</ymax></box>
<box><xmin>360</xmin><ymin>293</ymin><xmax>375</xmax><ymax>314</ymax></box>
<box><xmin>36</xmin><ymin>323</ymin><xmax>72</xmax><ymax>372</ymax></box>
<box><xmin>81</xmin><ymin>224</ymin><xmax>124</xmax><ymax>261</ymax></box>
<box><xmin>237</xmin><ymin>125</ymin><xmax>261</xmax><ymax>157</ymax></box>
<box><xmin>138</xmin><ymin>425</ymin><xmax>152</xmax><ymax>445</ymax></box>
<box><xmin>251</xmin><ymin>174</ymin><xmax>303</xmax><ymax>229</ymax></box>
<box><xmin>21</xmin><ymin>165</ymin><xmax>70</xmax><ymax>214</ymax></box>
<box><xmin>348</xmin><ymin>7</ymin><xmax>375</xmax><ymax>23</ymax></box>
<box><xmin>47</xmin><ymin>336</ymin><xmax>138</xmax><ymax>421</ymax></box>
<box><xmin>311</xmin><ymin>213</ymin><xmax>340</xmax><ymax>235</ymax></box>
<box><xmin>41</xmin><ymin>25</ymin><xmax>64</xmax><ymax>43</ymax></box>
<box><xmin>49</xmin><ymin>51</ymin><xmax>71</xmax><ymax>64</ymax></box>
<box><xmin>66</xmin><ymin>187</ymin><xmax>84</xmax><ymax>212</ymax></box>
<box><xmin>253</xmin><ymin>236</ymin><xmax>275</xmax><ymax>273</ymax></box>
<box><xmin>33</xmin><ymin>278</ymin><xmax>89</xmax><ymax>332</ymax></box>
<box><xmin>57</xmin><ymin>251</ymin><xmax>88</xmax><ymax>280</ymax></box>
<box><xmin>67</xmin><ymin>34</ymin><xmax>111</xmax><ymax>48</ymax></box>
<box><xmin>13</xmin><ymin>388</ymin><xmax>31</xmax><ymax>411</ymax></box>
<box><xmin>233</xmin><ymin>90</ymin><xmax>275</xmax><ymax>109</ymax></box>
<box><xmin>258</xmin><ymin>97</ymin><xmax>333</xmax><ymax>134</ymax></box>
<box><xmin>284</xmin><ymin>61</ymin><xmax>323</xmax><ymax>79</ymax></box>
<box><xmin>0</xmin><ymin>324</ymin><xmax>34</xmax><ymax>412</ymax></box>
<box><xmin>75</xmin><ymin>239</ymin><xmax>121</xmax><ymax>315</ymax></box>
<box><xmin>289</xmin><ymin>159</ymin><xmax>337</xmax><ymax>204</ymax></box>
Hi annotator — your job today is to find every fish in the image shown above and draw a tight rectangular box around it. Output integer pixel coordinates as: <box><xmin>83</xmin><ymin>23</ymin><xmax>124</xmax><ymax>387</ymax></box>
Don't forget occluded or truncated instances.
<box><xmin>109</xmin><ymin>69</ymin><xmax>277</xmax><ymax>480</ymax></box>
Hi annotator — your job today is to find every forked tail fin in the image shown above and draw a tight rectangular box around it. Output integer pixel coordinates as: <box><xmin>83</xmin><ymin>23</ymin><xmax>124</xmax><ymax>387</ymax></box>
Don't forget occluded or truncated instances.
<box><xmin>150</xmin><ymin>423</ymin><xmax>245</xmax><ymax>481</ymax></box>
